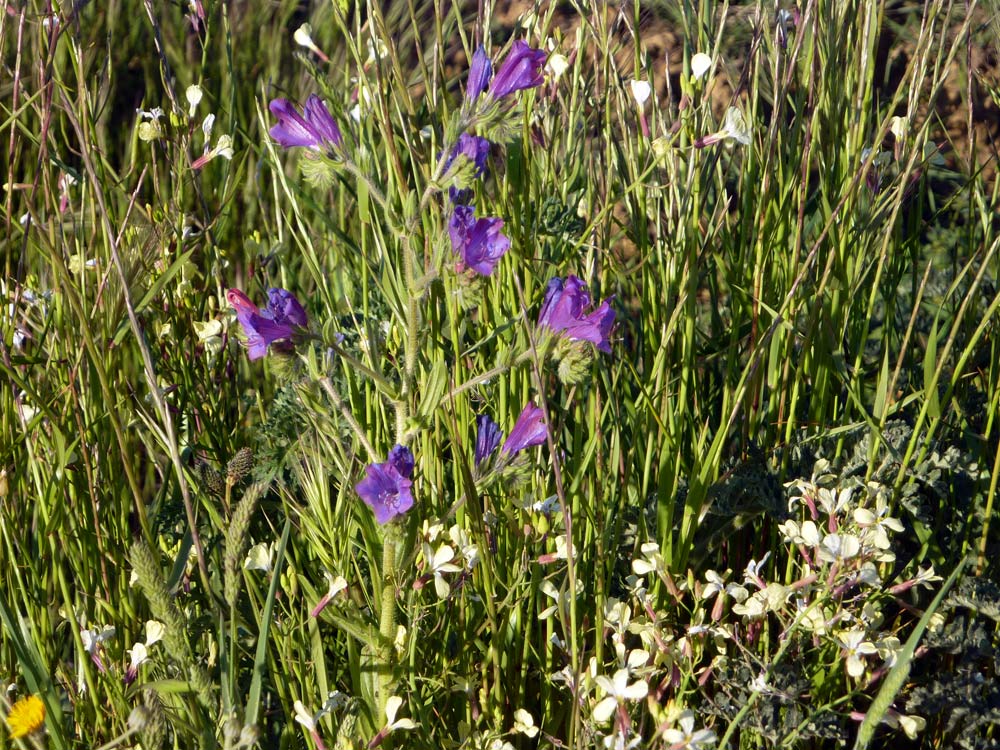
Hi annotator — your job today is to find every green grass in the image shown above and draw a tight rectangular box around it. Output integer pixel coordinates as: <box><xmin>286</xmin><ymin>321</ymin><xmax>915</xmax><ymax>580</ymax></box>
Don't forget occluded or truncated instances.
<box><xmin>2</xmin><ymin>0</ymin><xmax>999</xmax><ymax>747</ymax></box>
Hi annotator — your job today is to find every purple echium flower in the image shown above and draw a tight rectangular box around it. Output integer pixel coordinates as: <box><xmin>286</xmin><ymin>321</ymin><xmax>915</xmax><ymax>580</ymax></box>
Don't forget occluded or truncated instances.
<box><xmin>227</xmin><ymin>287</ymin><xmax>308</xmax><ymax>360</ymax></box>
<box><xmin>449</xmin><ymin>205</ymin><xmax>511</xmax><ymax>276</ymax></box>
<box><xmin>466</xmin><ymin>46</ymin><xmax>493</xmax><ymax>104</ymax></box>
<box><xmin>269</xmin><ymin>94</ymin><xmax>342</xmax><ymax>151</ymax></box>
<box><xmin>501</xmin><ymin>402</ymin><xmax>547</xmax><ymax>455</ymax></box>
<box><xmin>488</xmin><ymin>41</ymin><xmax>546</xmax><ymax>99</ymax></box>
<box><xmin>537</xmin><ymin>275</ymin><xmax>615</xmax><ymax>353</ymax></box>
<box><xmin>355</xmin><ymin>445</ymin><xmax>415</xmax><ymax>524</ymax></box>
<box><xmin>475</xmin><ymin>414</ymin><xmax>503</xmax><ymax>467</ymax></box>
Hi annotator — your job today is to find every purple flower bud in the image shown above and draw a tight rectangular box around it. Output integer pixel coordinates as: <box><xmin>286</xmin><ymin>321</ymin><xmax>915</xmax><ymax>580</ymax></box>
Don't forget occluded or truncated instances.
<box><xmin>445</xmin><ymin>133</ymin><xmax>491</xmax><ymax>203</ymax></box>
<box><xmin>537</xmin><ymin>276</ymin><xmax>615</xmax><ymax>353</ymax></box>
<box><xmin>227</xmin><ymin>287</ymin><xmax>309</xmax><ymax>360</ymax></box>
<box><xmin>466</xmin><ymin>46</ymin><xmax>493</xmax><ymax>104</ymax></box>
<box><xmin>355</xmin><ymin>445</ymin><xmax>415</xmax><ymax>524</ymax></box>
<box><xmin>269</xmin><ymin>95</ymin><xmax>342</xmax><ymax>151</ymax></box>
<box><xmin>475</xmin><ymin>414</ymin><xmax>503</xmax><ymax>467</ymax></box>
<box><xmin>501</xmin><ymin>402</ymin><xmax>547</xmax><ymax>455</ymax></box>
<box><xmin>448</xmin><ymin>133</ymin><xmax>491</xmax><ymax>178</ymax></box>
<box><xmin>488</xmin><ymin>41</ymin><xmax>546</xmax><ymax>99</ymax></box>
<box><xmin>449</xmin><ymin>205</ymin><xmax>511</xmax><ymax>276</ymax></box>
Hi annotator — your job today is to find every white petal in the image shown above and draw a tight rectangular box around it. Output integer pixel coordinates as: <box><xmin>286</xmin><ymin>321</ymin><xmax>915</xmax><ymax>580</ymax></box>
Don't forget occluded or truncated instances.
<box><xmin>629</xmin><ymin>80</ymin><xmax>651</xmax><ymax>106</ymax></box>
<box><xmin>593</xmin><ymin>696</ymin><xmax>617</xmax><ymax>723</ymax></box>
<box><xmin>691</xmin><ymin>52</ymin><xmax>713</xmax><ymax>80</ymax></box>
<box><xmin>384</xmin><ymin>696</ymin><xmax>402</xmax><ymax>725</ymax></box>
<box><xmin>293</xmin><ymin>700</ymin><xmax>315</xmax><ymax>731</ymax></box>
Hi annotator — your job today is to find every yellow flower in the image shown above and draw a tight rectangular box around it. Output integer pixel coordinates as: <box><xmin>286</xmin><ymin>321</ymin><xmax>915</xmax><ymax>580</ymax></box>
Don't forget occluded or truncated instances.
<box><xmin>6</xmin><ymin>694</ymin><xmax>45</xmax><ymax>738</ymax></box>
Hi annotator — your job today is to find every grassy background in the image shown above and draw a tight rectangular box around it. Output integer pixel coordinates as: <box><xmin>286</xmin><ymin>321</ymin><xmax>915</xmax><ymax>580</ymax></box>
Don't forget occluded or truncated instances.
<box><xmin>2</xmin><ymin>0</ymin><xmax>1000</xmax><ymax>747</ymax></box>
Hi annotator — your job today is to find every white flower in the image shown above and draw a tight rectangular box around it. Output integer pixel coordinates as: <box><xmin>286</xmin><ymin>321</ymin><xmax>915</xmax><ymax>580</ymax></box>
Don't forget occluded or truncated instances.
<box><xmin>512</xmin><ymin>708</ymin><xmax>538</xmax><ymax>737</ymax></box>
<box><xmin>817</xmin><ymin>486</ymin><xmax>854</xmax><ymax>517</ymax></box>
<box><xmin>662</xmin><ymin>710</ymin><xmax>717</xmax><ymax>749</ymax></box>
<box><xmin>702</xmin><ymin>570</ymin><xmax>726</xmax><ymax>599</ymax></box>
<box><xmin>81</xmin><ymin>625</ymin><xmax>116</xmax><ymax>654</ymax></box>
<box><xmin>743</xmin><ymin>553</ymin><xmax>771</xmax><ymax>584</ymax></box>
<box><xmin>629</xmin><ymin>79</ymin><xmax>651</xmax><ymax>107</ymax></box>
<box><xmin>382</xmin><ymin>696</ymin><xmax>417</xmax><ymax>732</ymax></box>
<box><xmin>913</xmin><ymin>565</ymin><xmax>942</xmax><ymax>588</ymax></box>
<box><xmin>889</xmin><ymin>115</ymin><xmax>908</xmax><ymax>141</ymax></box>
<box><xmin>780</xmin><ymin>519</ymin><xmax>821</xmax><ymax>547</ymax></box>
<box><xmin>293</xmin><ymin>700</ymin><xmax>318</xmax><ymax>732</ymax></box>
<box><xmin>593</xmin><ymin>669</ymin><xmax>648</xmax><ymax>723</ymax></box>
<box><xmin>732</xmin><ymin>583</ymin><xmax>789</xmax><ymax>619</ymax></box>
<box><xmin>547</xmin><ymin>53</ymin><xmax>569</xmax><ymax>80</ymax></box>
<box><xmin>632</xmin><ymin>542</ymin><xmax>664</xmax><ymax>577</ymax></box>
<box><xmin>213</xmin><ymin>134</ymin><xmax>234</xmax><ymax>160</ymax></box>
<box><xmin>136</xmin><ymin>107</ymin><xmax>164</xmax><ymax>121</ymax></box>
<box><xmin>691</xmin><ymin>53</ymin><xmax>713</xmax><ymax>80</ymax></box>
<box><xmin>294</xmin><ymin>24</ymin><xmax>319</xmax><ymax>53</ymax></box>
<box><xmin>185</xmin><ymin>84</ymin><xmax>203</xmax><ymax>117</ymax></box>
<box><xmin>366</xmin><ymin>38</ymin><xmax>388</xmax><ymax>65</ymax></box>
<box><xmin>883</xmin><ymin>709</ymin><xmax>926</xmax><ymax>739</ymax></box>
<box><xmin>310</xmin><ymin>571</ymin><xmax>348</xmax><ymax>617</ymax></box>
<box><xmin>201</xmin><ymin>113</ymin><xmax>216</xmax><ymax>139</ymax></box>
<box><xmin>423</xmin><ymin>543</ymin><xmax>462</xmax><ymax>599</ymax></box>
<box><xmin>448</xmin><ymin>524</ymin><xmax>479</xmax><ymax>570</ymax></box>
<box><xmin>538</xmin><ymin>579</ymin><xmax>572</xmax><ymax>620</ymax></box>
<box><xmin>818</xmin><ymin>533</ymin><xmax>861</xmax><ymax>563</ymax></box>
<box><xmin>873</xmin><ymin>635</ymin><xmax>901</xmax><ymax>668</ymax></box>
<box><xmin>720</xmin><ymin>107</ymin><xmax>751</xmax><ymax>145</ymax></box>
<box><xmin>144</xmin><ymin>620</ymin><xmax>165</xmax><ymax>646</ymax></box>
<box><xmin>853</xmin><ymin>504</ymin><xmax>904</xmax><ymax>550</ymax></box>
<box><xmin>127</xmin><ymin>642</ymin><xmax>149</xmax><ymax>671</ymax></box>
<box><xmin>244</xmin><ymin>542</ymin><xmax>273</xmax><ymax>572</ymax></box>
<box><xmin>837</xmin><ymin>629</ymin><xmax>878</xmax><ymax>677</ymax></box>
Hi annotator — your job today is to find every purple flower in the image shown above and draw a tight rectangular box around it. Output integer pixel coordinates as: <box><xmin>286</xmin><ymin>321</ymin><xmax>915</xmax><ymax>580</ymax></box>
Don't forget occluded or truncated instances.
<box><xmin>466</xmin><ymin>46</ymin><xmax>493</xmax><ymax>104</ymax></box>
<box><xmin>501</xmin><ymin>402</ymin><xmax>548</xmax><ymax>455</ymax></box>
<box><xmin>475</xmin><ymin>414</ymin><xmax>503</xmax><ymax>467</ymax></box>
<box><xmin>537</xmin><ymin>276</ymin><xmax>615</xmax><ymax>353</ymax></box>
<box><xmin>449</xmin><ymin>205</ymin><xmax>511</xmax><ymax>276</ymax></box>
<box><xmin>269</xmin><ymin>94</ymin><xmax>342</xmax><ymax>151</ymax></box>
<box><xmin>355</xmin><ymin>445</ymin><xmax>415</xmax><ymax>524</ymax></box>
<box><xmin>488</xmin><ymin>41</ymin><xmax>546</xmax><ymax>99</ymax></box>
<box><xmin>227</xmin><ymin>287</ymin><xmax>308</xmax><ymax>360</ymax></box>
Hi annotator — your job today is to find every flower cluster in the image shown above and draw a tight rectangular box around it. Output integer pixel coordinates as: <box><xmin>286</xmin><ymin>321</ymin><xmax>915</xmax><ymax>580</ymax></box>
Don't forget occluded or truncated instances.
<box><xmin>447</xmin><ymin>41</ymin><xmax>546</xmax><ymax>277</ymax></box>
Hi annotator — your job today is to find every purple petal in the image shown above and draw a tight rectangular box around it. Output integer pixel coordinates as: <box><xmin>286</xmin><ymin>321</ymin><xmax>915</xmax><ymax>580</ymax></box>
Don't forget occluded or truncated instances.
<box><xmin>269</xmin><ymin>98</ymin><xmax>321</xmax><ymax>148</ymax></box>
<box><xmin>537</xmin><ymin>275</ymin><xmax>615</xmax><ymax>352</ymax></box>
<box><xmin>303</xmin><ymin>95</ymin><xmax>342</xmax><ymax>148</ymax></box>
<box><xmin>488</xmin><ymin>41</ymin><xmax>546</xmax><ymax>99</ymax></box>
<box><xmin>356</xmin><ymin>462</ymin><xmax>414</xmax><ymax>524</ymax></box>
<box><xmin>388</xmin><ymin>444</ymin><xmax>414</xmax><ymax>479</ymax></box>
<box><xmin>449</xmin><ymin>205</ymin><xmax>476</xmax><ymax>255</ymax></box>
<box><xmin>266</xmin><ymin>288</ymin><xmax>308</xmax><ymax>328</ymax></box>
<box><xmin>462</xmin><ymin>217</ymin><xmax>509</xmax><ymax>276</ymax></box>
<box><xmin>501</xmin><ymin>402</ymin><xmax>547</xmax><ymax>455</ymax></box>
<box><xmin>475</xmin><ymin>415</ymin><xmax>503</xmax><ymax>467</ymax></box>
<box><xmin>466</xmin><ymin>46</ymin><xmax>493</xmax><ymax>103</ymax></box>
